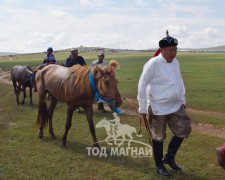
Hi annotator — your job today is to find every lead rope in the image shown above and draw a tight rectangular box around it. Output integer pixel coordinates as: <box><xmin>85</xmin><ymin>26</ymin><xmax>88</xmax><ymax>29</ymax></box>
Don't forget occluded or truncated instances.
<box><xmin>122</xmin><ymin>97</ymin><xmax>152</xmax><ymax>145</ymax></box>
<box><xmin>142</xmin><ymin>114</ymin><xmax>152</xmax><ymax>145</ymax></box>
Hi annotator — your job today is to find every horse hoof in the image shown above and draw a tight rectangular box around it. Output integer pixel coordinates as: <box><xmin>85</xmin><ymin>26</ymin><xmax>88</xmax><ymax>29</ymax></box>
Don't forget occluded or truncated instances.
<box><xmin>38</xmin><ymin>133</ymin><xmax>43</xmax><ymax>139</ymax></box>
<box><xmin>61</xmin><ymin>142</ymin><xmax>66</xmax><ymax>148</ymax></box>
<box><xmin>51</xmin><ymin>134</ymin><xmax>56</xmax><ymax>140</ymax></box>
<box><xmin>93</xmin><ymin>143</ymin><xmax>100</xmax><ymax>149</ymax></box>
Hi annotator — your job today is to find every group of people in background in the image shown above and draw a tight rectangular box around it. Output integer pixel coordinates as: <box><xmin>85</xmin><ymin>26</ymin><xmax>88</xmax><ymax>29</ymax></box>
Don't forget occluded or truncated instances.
<box><xmin>38</xmin><ymin>47</ymin><xmax>108</xmax><ymax>113</ymax></box>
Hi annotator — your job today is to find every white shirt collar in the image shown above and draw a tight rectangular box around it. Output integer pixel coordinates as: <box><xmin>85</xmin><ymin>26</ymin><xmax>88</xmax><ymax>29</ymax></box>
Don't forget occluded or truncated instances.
<box><xmin>158</xmin><ymin>53</ymin><xmax>175</xmax><ymax>64</ymax></box>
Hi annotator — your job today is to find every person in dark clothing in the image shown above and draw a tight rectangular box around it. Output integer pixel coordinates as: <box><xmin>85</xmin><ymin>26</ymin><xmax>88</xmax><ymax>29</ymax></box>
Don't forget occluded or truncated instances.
<box><xmin>64</xmin><ymin>49</ymin><xmax>86</xmax><ymax>113</ymax></box>
<box><xmin>64</xmin><ymin>49</ymin><xmax>86</xmax><ymax>67</ymax></box>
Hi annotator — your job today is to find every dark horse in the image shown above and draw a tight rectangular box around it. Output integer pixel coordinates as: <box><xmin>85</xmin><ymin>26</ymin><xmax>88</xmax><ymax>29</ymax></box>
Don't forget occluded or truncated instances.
<box><xmin>35</xmin><ymin>60</ymin><xmax>122</xmax><ymax>147</ymax></box>
<box><xmin>11</xmin><ymin>65</ymin><xmax>33</xmax><ymax>105</ymax></box>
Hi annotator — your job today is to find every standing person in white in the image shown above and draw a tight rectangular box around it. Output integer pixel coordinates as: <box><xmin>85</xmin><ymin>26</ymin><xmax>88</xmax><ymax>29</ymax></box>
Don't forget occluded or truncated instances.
<box><xmin>137</xmin><ymin>31</ymin><xmax>191</xmax><ymax>178</ymax></box>
<box><xmin>91</xmin><ymin>51</ymin><xmax>108</xmax><ymax>113</ymax></box>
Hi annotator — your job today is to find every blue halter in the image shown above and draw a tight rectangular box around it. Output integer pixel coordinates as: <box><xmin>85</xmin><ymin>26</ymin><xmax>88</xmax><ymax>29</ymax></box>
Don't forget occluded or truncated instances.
<box><xmin>88</xmin><ymin>70</ymin><xmax>122</xmax><ymax>114</ymax></box>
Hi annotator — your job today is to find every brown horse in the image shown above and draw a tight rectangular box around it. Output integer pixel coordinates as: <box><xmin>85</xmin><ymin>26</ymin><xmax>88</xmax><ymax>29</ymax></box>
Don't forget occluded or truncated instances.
<box><xmin>11</xmin><ymin>65</ymin><xmax>33</xmax><ymax>105</ymax></box>
<box><xmin>35</xmin><ymin>61</ymin><xmax>122</xmax><ymax>147</ymax></box>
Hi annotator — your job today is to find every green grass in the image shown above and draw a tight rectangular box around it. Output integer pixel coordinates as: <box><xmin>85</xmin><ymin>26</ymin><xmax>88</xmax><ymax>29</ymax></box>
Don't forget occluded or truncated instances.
<box><xmin>0</xmin><ymin>84</ymin><xmax>224</xmax><ymax>179</ymax></box>
<box><xmin>1</xmin><ymin>52</ymin><xmax>225</xmax><ymax>179</ymax></box>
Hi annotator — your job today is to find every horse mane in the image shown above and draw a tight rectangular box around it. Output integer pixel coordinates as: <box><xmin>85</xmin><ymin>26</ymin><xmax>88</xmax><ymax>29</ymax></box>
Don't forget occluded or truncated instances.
<box><xmin>68</xmin><ymin>65</ymin><xmax>93</xmax><ymax>97</ymax></box>
<box><xmin>67</xmin><ymin>60</ymin><xmax>120</xmax><ymax>98</ymax></box>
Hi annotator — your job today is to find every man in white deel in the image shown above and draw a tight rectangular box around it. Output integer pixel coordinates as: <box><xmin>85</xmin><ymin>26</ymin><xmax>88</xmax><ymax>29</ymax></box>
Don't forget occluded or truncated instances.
<box><xmin>91</xmin><ymin>51</ymin><xmax>108</xmax><ymax>113</ymax></box>
<box><xmin>137</xmin><ymin>31</ymin><xmax>191</xmax><ymax>178</ymax></box>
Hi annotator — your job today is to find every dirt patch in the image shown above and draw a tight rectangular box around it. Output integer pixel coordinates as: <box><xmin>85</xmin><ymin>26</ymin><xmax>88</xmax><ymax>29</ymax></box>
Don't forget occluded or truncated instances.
<box><xmin>0</xmin><ymin>68</ymin><xmax>12</xmax><ymax>85</ymax></box>
<box><xmin>187</xmin><ymin>108</ymin><xmax>225</xmax><ymax>118</ymax></box>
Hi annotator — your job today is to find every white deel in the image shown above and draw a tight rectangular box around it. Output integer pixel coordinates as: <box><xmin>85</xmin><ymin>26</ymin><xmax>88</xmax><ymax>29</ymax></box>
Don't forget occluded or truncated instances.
<box><xmin>137</xmin><ymin>53</ymin><xmax>186</xmax><ymax>115</ymax></box>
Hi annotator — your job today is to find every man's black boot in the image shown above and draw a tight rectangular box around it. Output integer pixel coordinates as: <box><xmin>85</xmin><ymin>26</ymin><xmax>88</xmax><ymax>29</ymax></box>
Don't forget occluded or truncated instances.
<box><xmin>163</xmin><ymin>136</ymin><xmax>183</xmax><ymax>171</ymax></box>
<box><xmin>98</xmin><ymin>102</ymin><xmax>106</xmax><ymax>113</ymax></box>
<box><xmin>152</xmin><ymin>140</ymin><xmax>171</xmax><ymax>177</ymax></box>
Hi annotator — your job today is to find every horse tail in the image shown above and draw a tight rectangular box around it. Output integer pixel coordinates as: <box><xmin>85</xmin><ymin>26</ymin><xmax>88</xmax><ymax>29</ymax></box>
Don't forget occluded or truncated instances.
<box><xmin>35</xmin><ymin>97</ymin><xmax>48</xmax><ymax>128</ymax></box>
<box><xmin>11</xmin><ymin>67</ymin><xmax>15</xmax><ymax>76</ymax></box>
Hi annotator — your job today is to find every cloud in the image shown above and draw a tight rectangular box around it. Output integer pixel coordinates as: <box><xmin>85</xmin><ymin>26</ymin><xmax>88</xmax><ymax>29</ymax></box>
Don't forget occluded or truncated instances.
<box><xmin>0</xmin><ymin>35</ymin><xmax>11</xmax><ymax>41</ymax></box>
<box><xmin>67</xmin><ymin>32</ymin><xmax>132</xmax><ymax>49</ymax></box>
<box><xmin>134</xmin><ymin>0</ymin><xmax>146</xmax><ymax>6</ymax></box>
<box><xmin>48</xmin><ymin>10</ymin><xmax>66</xmax><ymax>18</ymax></box>
<box><xmin>175</xmin><ymin>0</ymin><xmax>213</xmax><ymax>3</ymax></box>
<box><xmin>0</xmin><ymin>1</ymin><xmax>225</xmax><ymax>53</ymax></box>
<box><xmin>79</xmin><ymin>0</ymin><xmax>110</xmax><ymax>8</ymax></box>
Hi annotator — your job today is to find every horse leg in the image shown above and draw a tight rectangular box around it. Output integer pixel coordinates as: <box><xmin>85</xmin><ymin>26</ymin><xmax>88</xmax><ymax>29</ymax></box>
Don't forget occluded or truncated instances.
<box><xmin>12</xmin><ymin>80</ymin><xmax>20</xmax><ymax>105</ymax></box>
<box><xmin>84</xmin><ymin>106</ymin><xmax>100</xmax><ymax>148</ymax></box>
<box><xmin>36</xmin><ymin>93</ymin><xmax>48</xmax><ymax>139</ymax></box>
<box><xmin>21</xmin><ymin>86</ymin><xmax>26</xmax><ymax>105</ymax></box>
<box><xmin>29</xmin><ymin>86</ymin><xmax>33</xmax><ymax>106</ymax></box>
<box><xmin>61</xmin><ymin>106</ymin><xmax>74</xmax><ymax>147</ymax></box>
<box><xmin>48</xmin><ymin>96</ymin><xmax>57</xmax><ymax>140</ymax></box>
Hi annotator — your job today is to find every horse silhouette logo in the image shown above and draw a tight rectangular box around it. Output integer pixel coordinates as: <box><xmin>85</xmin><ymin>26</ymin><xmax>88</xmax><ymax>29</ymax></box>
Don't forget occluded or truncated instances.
<box><xmin>96</xmin><ymin>112</ymin><xmax>143</xmax><ymax>147</ymax></box>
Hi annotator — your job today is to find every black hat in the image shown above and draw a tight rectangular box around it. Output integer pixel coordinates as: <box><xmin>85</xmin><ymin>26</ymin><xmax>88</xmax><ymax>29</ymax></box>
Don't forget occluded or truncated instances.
<box><xmin>159</xmin><ymin>30</ymin><xmax>178</xmax><ymax>48</ymax></box>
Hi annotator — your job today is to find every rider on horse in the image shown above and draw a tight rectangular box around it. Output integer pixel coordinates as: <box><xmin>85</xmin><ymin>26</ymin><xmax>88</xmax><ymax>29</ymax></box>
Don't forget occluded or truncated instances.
<box><xmin>32</xmin><ymin>47</ymin><xmax>57</xmax><ymax>92</ymax></box>
<box><xmin>41</xmin><ymin>47</ymin><xmax>56</xmax><ymax>68</ymax></box>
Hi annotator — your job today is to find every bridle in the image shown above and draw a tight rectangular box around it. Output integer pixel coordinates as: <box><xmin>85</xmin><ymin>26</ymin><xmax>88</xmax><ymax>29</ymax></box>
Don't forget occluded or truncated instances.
<box><xmin>88</xmin><ymin>69</ymin><xmax>121</xmax><ymax>113</ymax></box>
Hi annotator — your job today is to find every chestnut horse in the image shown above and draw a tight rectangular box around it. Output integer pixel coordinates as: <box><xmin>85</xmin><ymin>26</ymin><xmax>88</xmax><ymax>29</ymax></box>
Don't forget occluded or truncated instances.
<box><xmin>35</xmin><ymin>60</ymin><xmax>122</xmax><ymax>147</ymax></box>
<box><xmin>11</xmin><ymin>65</ymin><xmax>33</xmax><ymax>105</ymax></box>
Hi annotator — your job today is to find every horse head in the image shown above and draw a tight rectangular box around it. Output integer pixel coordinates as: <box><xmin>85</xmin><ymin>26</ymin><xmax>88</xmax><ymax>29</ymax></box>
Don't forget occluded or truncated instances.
<box><xmin>91</xmin><ymin>60</ymin><xmax>122</xmax><ymax>110</ymax></box>
<box><xmin>25</xmin><ymin>66</ymin><xmax>33</xmax><ymax>87</ymax></box>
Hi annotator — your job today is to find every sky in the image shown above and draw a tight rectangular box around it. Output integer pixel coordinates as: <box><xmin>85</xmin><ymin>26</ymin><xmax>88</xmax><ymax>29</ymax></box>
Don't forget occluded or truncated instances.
<box><xmin>0</xmin><ymin>0</ymin><xmax>225</xmax><ymax>53</ymax></box>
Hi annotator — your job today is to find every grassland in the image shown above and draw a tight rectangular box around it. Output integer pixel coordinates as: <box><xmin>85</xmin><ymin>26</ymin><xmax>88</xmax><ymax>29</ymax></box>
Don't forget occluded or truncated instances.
<box><xmin>0</xmin><ymin>51</ymin><xmax>225</xmax><ymax>179</ymax></box>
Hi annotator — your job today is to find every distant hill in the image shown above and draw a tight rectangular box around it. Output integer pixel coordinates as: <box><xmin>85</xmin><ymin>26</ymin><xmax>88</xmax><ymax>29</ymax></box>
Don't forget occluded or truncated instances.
<box><xmin>1</xmin><ymin>45</ymin><xmax>225</xmax><ymax>56</ymax></box>
<box><xmin>196</xmin><ymin>45</ymin><xmax>225</xmax><ymax>51</ymax></box>
<box><xmin>0</xmin><ymin>52</ymin><xmax>19</xmax><ymax>56</ymax></box>
<box><xmin>179</xmin><ymin>45</ymin><xmax>225</xmax><ymax>52</ymax></box>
